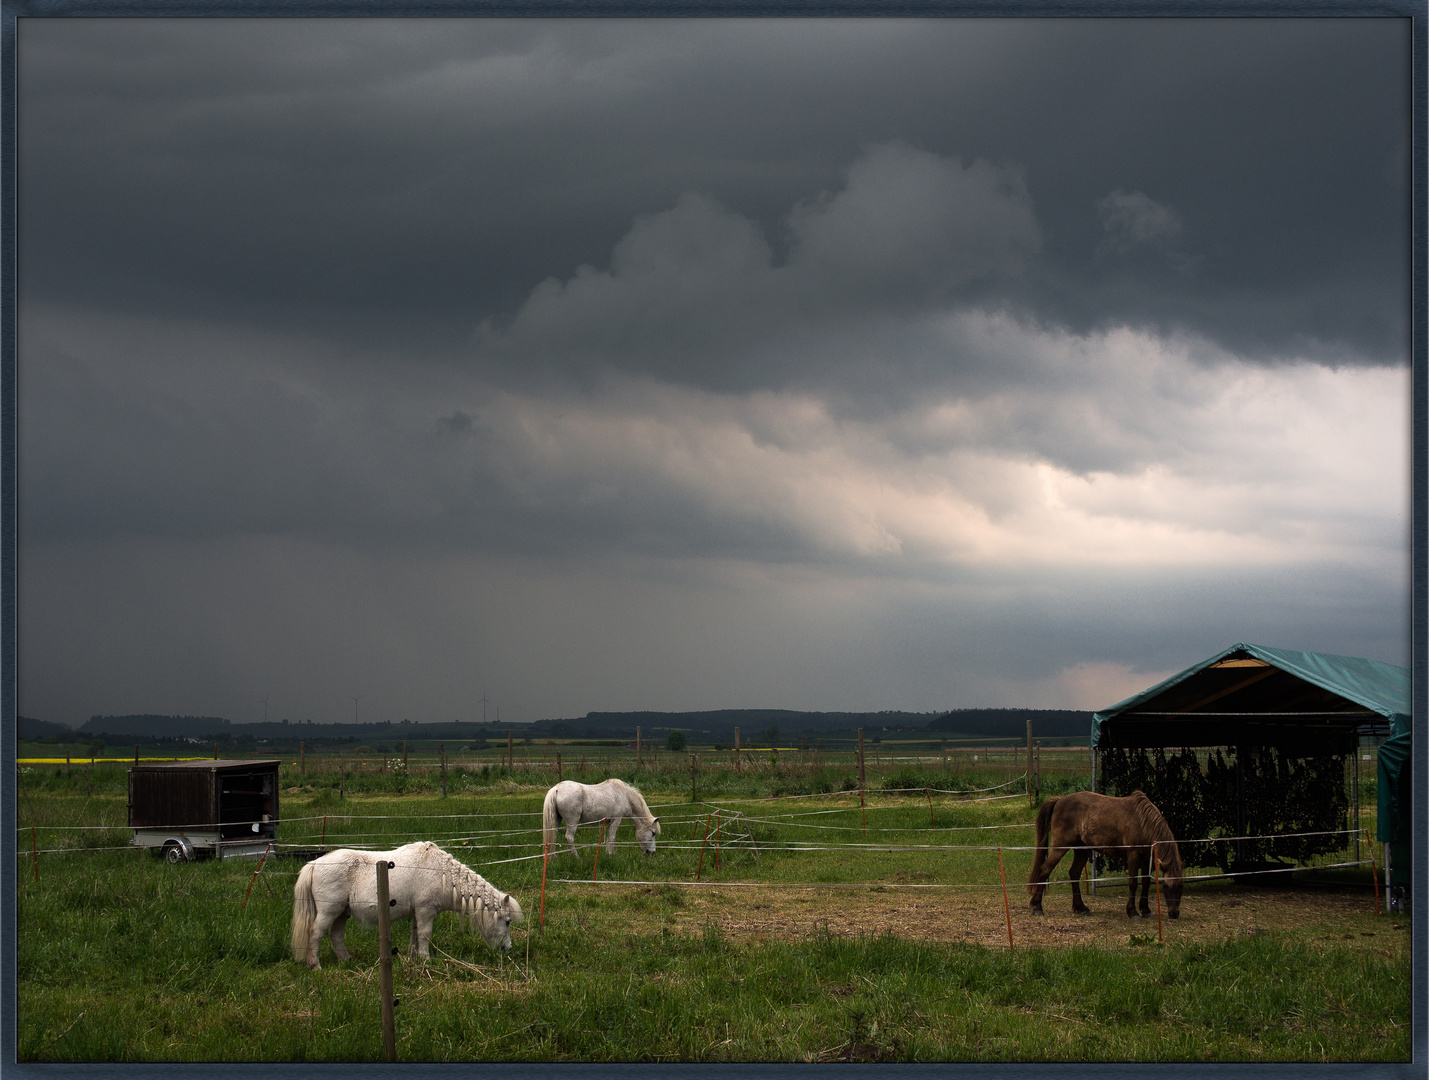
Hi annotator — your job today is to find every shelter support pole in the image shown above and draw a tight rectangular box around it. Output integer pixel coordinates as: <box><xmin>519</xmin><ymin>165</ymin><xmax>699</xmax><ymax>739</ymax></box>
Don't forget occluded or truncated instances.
<box><xmin>1234</xmin><ymin>746</ymin><xmax>1245</xmax><ymax>866</ymax></box>
<box><xmin>1351</xmin><ymin>741</ymin><xmax>1360</xmax><ymax>865</ymax></box>
<box><xmin>1384</xmin><ymin>842</ymin><xmax>1391</xmax><ymax>913</ymax></box>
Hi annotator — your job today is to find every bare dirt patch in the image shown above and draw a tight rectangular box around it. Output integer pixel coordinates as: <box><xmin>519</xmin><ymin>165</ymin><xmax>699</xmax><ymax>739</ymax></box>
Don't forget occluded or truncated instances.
<box><xmin>601</xmin><ymin>880</ymin><xmax>1403</xmax><ymax>954</ymax></box>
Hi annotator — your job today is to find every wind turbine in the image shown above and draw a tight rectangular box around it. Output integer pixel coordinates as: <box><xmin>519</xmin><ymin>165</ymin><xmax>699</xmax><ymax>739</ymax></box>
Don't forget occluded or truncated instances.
<box><xmin>352</xmin><ymin>695</ymin><xmax>361</xmax><ymax>724</ymax></box>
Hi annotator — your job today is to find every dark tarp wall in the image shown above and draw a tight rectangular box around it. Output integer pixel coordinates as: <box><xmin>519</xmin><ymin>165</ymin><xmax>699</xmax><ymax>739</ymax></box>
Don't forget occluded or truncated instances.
<box><xmin>1376</xmin><ymin>730</ymin><xmax>1412</xmax><ymax>884</ymax></box>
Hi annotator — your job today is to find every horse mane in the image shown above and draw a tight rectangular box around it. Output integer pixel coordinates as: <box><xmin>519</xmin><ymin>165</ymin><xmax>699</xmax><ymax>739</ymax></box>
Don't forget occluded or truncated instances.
<box><xmin>415</xmin><ymin>842</ymin><xmax>507</xmax><ymax>906</ymax></box>
<box><xmin>609</xmin><ymin>778</ymin><xmax>656</xmax><ymax>823</ymax></box>
<box><xmin>1129</xmin><ymin>791</ymin><xmax>1183</xmax><ymax>872</ymax></box>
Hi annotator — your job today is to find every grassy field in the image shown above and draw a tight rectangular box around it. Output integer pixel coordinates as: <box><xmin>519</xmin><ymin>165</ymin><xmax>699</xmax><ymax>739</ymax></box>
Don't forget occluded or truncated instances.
<box><xmin>14</xmin><ymin>753</ymin><xmax>1408</xmax><ymax>1063</ymax></box>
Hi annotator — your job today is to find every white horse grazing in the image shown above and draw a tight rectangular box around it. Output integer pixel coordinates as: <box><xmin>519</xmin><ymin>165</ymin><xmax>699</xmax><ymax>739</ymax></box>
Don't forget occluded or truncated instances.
<box><xmin>542</xmin><ymin>778</ymin><xmax>661</xmax><ymax>857</ymax></box>
<box><xmin>291</xmin><ymin>841</ymin><xmax>523</xmax><ymax>970</ymax></box>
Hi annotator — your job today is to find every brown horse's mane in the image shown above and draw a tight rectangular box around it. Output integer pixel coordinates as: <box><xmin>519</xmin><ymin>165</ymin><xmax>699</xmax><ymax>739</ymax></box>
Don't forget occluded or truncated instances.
<box><xmin>1128</xmin><ymin>791</ymin><xmax>1183</xmax><ymax>873</ymax></box>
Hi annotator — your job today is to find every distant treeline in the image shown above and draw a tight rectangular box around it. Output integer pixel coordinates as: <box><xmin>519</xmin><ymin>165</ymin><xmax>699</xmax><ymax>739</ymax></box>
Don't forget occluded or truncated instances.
<box><xmin>81</xmin><ymin>714</ymin><xmax>232</xmax><ymax>738</ymax></box>
<box><xmin>32</xmin><ymin>706</ymin><xmax>1094</xmax><ymax>743</ymax></box>
<box><xmin>560</xmin><ymin>709</ymin><xmax>940</xmax><ymax>739</ymax></box>
<box><xmin>928</xmin><ymin>708</ymin><xmax>1094</xmax><ymax>739</ymax></box>
<box><xmin>18</xmin><ymin>717</ymin><xmax>75</xmax><ymax>740</ymax></box>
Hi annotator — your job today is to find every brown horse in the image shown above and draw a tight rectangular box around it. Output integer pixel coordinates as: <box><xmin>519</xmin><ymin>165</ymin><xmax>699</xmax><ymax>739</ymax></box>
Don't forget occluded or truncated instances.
<box><xmin>1027</xmin><ymin>790</ymin><xmax>1184</xmax><ymax>919</ymax></box>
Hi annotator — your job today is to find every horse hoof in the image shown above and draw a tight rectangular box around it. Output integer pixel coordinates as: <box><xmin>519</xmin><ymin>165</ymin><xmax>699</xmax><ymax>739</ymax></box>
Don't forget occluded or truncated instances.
<box><xmin>1073</xmin><ymin>907</ymin><xmax>1090</xmax><ymax>915</ymax></box>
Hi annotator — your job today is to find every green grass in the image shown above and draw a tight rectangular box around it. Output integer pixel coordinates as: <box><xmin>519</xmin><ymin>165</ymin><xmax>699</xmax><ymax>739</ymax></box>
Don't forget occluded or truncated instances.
<box><xmin>14</xmin><ymin>767</ymin><xmax>1408</xmax><ymax>1062</ymax></box>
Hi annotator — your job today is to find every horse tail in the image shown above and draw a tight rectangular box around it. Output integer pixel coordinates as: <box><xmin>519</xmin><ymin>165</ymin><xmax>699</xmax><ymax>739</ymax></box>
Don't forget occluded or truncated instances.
<box><xmin>542</xmin><ymin>785</ymin><xmax>560</xmax><ymax>853</ymax></box>
<box><xmin>1027</xmin><ymin>796</ymin><xmax>1059</xmax><ymax>895</ymax></box>
<box><xmin>291</xmin><ymin>860</ymin><xmax>317</xmax><ymax>963</ymax></box>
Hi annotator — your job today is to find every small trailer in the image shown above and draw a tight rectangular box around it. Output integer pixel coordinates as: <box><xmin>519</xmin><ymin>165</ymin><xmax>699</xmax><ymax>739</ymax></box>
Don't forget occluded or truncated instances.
<box><xmin>128</xmin><ymin>759</ymin><xmax>281</xmax><ymax>863</ymax></box>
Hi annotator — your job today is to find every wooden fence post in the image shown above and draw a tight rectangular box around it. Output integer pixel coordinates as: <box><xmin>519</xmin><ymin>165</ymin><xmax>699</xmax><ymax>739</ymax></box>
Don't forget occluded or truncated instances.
<box><xmin>857</xmin><ymin>728</ymin><xmax>865</xmax><ymax>790</ymax></box>
<box><xmin>735</xmin><ymin>727</ymin><xmax>741</xmax><ymax>773</ymax></box>
<box><xmin>557</xmin><ymin>751</ymin><xmax>563</xmax><ymax>781</ymax></box>
<box><xmin>636</xmin><ymin>727</ymin><xmax>642</xmax><ymax>769</ymax></box>
<box><xmin>508</xmin><ymin>733</ymin><xmax>513</xmax><ymax>769</ymax></box>
<box><xmin>440</xmin><ymin>743</ymin><xmax>447</xmax><ymax>798</ymax></box>
<box><xmin>339</xmin><ymin>754</ymin><xmax>345</xmax><ymax>801</ymax></box>
<box><xmin>1026</xmin><ymin>720</ymin><xmax>1033</xmax><ymax>807</ymax></box>
<box><xmin>1034</xmin><ymin>740</ymin><xmax>1040</xmax><ymax>804</ymax></box>
<box><xmin>375</xmin><ymin>859</ymin><xmax>397</xmax><ymax>1061</ymax></box>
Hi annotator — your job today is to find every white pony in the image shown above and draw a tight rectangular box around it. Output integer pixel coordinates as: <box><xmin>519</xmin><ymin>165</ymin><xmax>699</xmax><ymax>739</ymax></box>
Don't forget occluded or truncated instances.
<box><xmin>291</xmin><ymin>841</ymin><xmax>523</xmax><ymax>970</ymax></box>
<box><xmin>542</xmin><ymin>778</ymin><xmax>661</xmax><ymax>857</ymax></box>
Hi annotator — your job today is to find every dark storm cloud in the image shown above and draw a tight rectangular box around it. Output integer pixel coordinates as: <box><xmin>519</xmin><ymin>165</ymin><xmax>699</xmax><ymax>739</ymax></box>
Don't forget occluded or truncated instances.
<box><xmin>20</xmin><ymin>18</ymin><xmax>1409</xmax><ymax>369</ymax></box>
<box><xmin>15</xmin><ymin>18</ymin><xmax>1412</xmax><ymax>727</ymax></box>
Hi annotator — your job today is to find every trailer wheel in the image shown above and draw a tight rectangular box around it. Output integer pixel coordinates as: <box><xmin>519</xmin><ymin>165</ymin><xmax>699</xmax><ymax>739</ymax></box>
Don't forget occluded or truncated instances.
<box><xmin>162</xmin><ymin>840</ymin><xmax>189</xmax><ymax>865</ymax></box>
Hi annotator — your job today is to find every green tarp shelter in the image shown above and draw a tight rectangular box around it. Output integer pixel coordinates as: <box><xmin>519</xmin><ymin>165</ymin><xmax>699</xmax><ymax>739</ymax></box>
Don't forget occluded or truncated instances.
<box><xmin>1092</xmin><ymin>642</ymin><xmax>1411</xmax><ymax>882</ymax></box>
<box><xmin>1092</xmin><ymin>642</ymin><xmax>1409</xmax><ymax>750</ymax></box>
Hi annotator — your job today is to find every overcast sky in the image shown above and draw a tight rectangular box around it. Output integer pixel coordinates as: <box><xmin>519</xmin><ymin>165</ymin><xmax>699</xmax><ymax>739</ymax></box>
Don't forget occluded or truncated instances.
<box><xmin>17</xmin><ymin>17</ymin><xmax>1413</xmax><ymax>728</ymax></box>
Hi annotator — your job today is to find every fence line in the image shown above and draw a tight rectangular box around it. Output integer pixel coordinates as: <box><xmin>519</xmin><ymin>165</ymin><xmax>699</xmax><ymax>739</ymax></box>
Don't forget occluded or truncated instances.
<box><xmin>18</xmin><ymin>829</ymin><xmax>1367</xmax><ymax>866</ymax></box>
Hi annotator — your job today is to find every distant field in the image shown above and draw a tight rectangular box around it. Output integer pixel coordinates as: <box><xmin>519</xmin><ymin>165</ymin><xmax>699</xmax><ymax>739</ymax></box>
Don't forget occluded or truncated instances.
<box><xmin>15</xmin><ymin>755</ymin><xmax>1405</xmax><ymax>1063</ymax></box>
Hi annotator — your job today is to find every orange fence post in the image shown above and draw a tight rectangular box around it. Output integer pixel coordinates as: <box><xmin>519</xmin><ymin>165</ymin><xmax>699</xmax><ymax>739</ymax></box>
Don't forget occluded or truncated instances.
<box><xmin>861</xmin><ymin>787</ymin><xmax>866</xmax><ymax>836</ymax></box>
<box><xmin>242</xmin><ymin>843</ymin><xmax>274</xmax><ymax>909</ymax></box>
<box><xmin>1154</xmin><ymin>842</ymin><xmax>1164</xmax><ymax>942</ymax></box>
<box><xmin>997</xmin><ymin>846</ymin><xmax>1013</xmax><ymax>948</ymax></box>
<box><xmin>540</xmin><ymin>841</ymin><xmax>550</xmax><ymax>927</ymax></box>
<box><xmin>713</xmin><ymin>812</ymin><xmax>722</xmax><ymax>871</ymax></box>
<box><xmin>696</xmin><ymin>814</ymin><xmax>712</xmax><ymax>882</ymax></box>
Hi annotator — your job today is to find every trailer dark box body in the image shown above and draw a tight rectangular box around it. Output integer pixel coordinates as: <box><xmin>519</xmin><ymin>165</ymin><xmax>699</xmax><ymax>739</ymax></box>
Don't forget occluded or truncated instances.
<box><xmin>128</xmin><ymin>759</ymin><xmax>280</xmax><ymax>862</ymax></box>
